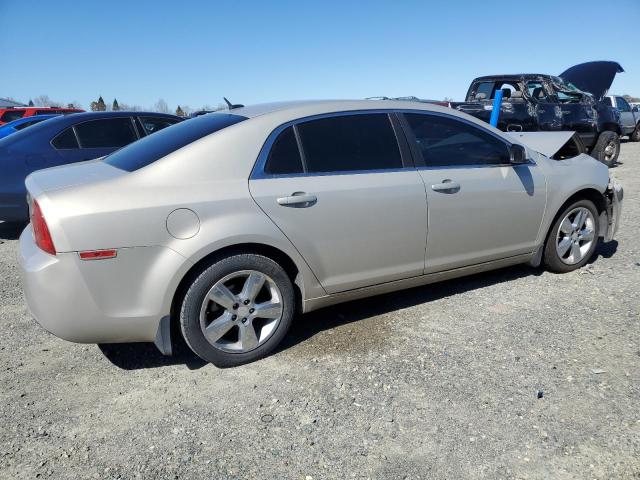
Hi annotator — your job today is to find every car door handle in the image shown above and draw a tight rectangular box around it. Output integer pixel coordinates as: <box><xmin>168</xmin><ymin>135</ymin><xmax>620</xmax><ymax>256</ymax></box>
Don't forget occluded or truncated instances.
<box><xmin>276</xmin><ymin>192</ymin><xmax>317</xmax><ymax>207</ymax></box>
<box><xmin>431</xmin><ymin>180</ymin><xmax>460</xmax><ymax>193</ymax></box>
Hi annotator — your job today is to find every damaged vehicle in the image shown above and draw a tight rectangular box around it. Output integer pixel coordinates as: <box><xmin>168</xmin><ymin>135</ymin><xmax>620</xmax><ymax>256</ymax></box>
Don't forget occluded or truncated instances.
<box><xmin>19</xmin><ymin>100</ymin><xmax>622</xmax><ymax>366</ymax></box>
<box><xmin>453</xmin><ymin>61</ymin><xmax>624</xmax><ymax>167</ymax></box>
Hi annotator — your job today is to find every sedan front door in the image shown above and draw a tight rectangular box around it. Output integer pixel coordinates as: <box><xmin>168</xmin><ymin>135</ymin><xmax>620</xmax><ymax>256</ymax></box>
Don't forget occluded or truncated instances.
<box><xmin>250</xmin><ymin>113</ymin><xmax>428</xmax><ymax>294</ymax></box>
<box><xmin>401</xmin><ymin>112</ymin><xmax>547</xmax><ymax>273</ymax></box>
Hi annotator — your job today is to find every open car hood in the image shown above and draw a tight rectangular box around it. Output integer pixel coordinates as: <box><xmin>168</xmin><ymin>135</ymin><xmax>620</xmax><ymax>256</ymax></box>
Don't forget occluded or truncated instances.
<box><xmin>559</xmin><ymin>61</ymin><xmax>624</xmax><ymax>101</ymax></box>
<box><xmin>507</xmin><ymin>131</ymin><xmax>581</xmax><ymax>158</ymax></box>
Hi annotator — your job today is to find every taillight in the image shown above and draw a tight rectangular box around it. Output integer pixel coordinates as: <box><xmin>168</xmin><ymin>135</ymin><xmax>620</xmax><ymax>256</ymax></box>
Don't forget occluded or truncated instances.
<box><xmin>32</xmin><ymin>200</ymin><xmax>56</xmax><ymax>255</ymax></box>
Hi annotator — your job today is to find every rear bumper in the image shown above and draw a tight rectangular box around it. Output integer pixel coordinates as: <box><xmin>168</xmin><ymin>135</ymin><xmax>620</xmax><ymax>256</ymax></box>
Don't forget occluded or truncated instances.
<box><xmin>19</xmin><ymin>225</ymin><xmax>187</xmax><ymax>344</ymax></box>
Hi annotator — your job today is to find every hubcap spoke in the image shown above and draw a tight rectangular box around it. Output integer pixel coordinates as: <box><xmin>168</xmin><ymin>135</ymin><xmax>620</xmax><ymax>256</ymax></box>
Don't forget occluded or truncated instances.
<box><xmin>239</xmin><ymin>323</ymin><xmax>259</xmax><ymax>351</ymax></box>
<box><xmin>573</xmin><ymin>210</ymin><xmax>586</xmax><ymax>230</ymax></box>
<box><xmin>580</xmin><ymin>228</ymin><xmax>594</xmax><ymax>242</ymax></box>
<box><xmin>253</xmin><ymin>300</ymin><xmax>283</xmax><ymax>319</ymax></box>
<box><xmin>241</xmin><ymin>272</ymin><xmax>266</xmax><ymax>302</ymax></box>
<box><xmin>204</xmin><ymin>312</ymin><xmax>235</xmax><ymax>343</ymax></box>
<box><xmin>560</xmin><ymin>218</ymin><xmax>573</xmax><ymax>234</ymax></box>
<box><xmin>557</xmin><ymin>237</ymin><xmax>572</xmax><ymax>257</ymax></box>
<box><xmin>208</xmin><ymin>283</ymin><xmax>237</xmax><ymax>311</ymax></box>
<box><xmin>569</xmin><ymin>242</ymin><xmax>582</xmax><ymax>262</ymax></box>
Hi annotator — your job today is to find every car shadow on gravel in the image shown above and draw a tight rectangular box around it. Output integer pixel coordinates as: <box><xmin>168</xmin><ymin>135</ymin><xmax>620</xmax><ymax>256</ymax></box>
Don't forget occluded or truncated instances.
<box><xmin>0</xmin><ymin>221</ymin><xmax>26</xmax><ymax>240</ymax></box>
<box><xmin>276</xmin><ymin>264</ymin><xmax>543</xmax><ymax>355</ymax></box>
<box><xmin>98</xmin><ymin>240</ymin><xmax>618</xmax><ymax>370</ymax></box>
<box><xmin>99</xmin><ymin>338</ymin><xmax>207</xmax><ymax>371</ymax></box>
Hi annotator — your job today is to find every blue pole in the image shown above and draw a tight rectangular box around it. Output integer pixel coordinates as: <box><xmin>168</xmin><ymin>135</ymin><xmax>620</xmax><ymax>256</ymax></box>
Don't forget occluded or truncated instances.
<box><xmin>489</xmin><ymin>89</ymin><xmax>503</xmax><ymax>127</ymax></box>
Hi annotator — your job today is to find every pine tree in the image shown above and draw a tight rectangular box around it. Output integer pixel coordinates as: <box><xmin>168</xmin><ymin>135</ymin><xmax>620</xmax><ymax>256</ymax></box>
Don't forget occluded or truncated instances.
<box><xmin>90</xmin><ymin>101</ymin><xmax>99</xmax><ymax>111</ymax></box>
<box><xmin>176</xmin><ymin>105</ymin><xmax>185</xmax><ymax>117</ymax></box>
<box><xmin>112</xmin><ymin>99</ymin><xmax>120</xmax><ymax>111</ymax></box>
<box><xmin>28</xmin><ymin>99</ymin><xmax>34</xmax><ymax>107</ymax></box>
<box><xmin>97</xmin><ymin>96</ymin><xmax>106</xmax><ymax>111</ymax></box>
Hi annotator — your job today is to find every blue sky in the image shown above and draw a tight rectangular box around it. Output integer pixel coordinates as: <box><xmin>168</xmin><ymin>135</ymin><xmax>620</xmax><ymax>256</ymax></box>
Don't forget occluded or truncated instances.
<box><xmin>1</xmin><ymin>0</ymin><xmax>638</xmax><ymax>111</ymax></box>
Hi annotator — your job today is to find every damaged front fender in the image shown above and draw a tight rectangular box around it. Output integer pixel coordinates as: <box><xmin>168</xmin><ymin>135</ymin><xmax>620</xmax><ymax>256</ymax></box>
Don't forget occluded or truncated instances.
<box><xmin>603</xmin><ymin>176</ymin><xmax>623</xmax><ymax>242</ymax></box>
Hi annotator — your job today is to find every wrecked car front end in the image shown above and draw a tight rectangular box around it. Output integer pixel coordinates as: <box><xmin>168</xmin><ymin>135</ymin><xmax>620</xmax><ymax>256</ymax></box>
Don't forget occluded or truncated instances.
<box><xmin>604</xmin><ymin>177</ymin><xmax>623</xmax><ymax>242</ymax></box>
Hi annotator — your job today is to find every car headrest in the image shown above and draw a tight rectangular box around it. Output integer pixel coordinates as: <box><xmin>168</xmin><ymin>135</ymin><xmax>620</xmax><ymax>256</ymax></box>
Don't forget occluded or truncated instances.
<box><xmin>501</xmin><ymin>88</ymin><xmax>511</xmax><ymax>99</ymax></box>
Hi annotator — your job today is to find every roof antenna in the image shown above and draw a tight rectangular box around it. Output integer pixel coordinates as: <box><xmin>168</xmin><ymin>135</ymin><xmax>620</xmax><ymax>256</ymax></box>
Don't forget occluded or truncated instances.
<box><xmin>224</xmin><ymin>97</ymin><xmax>244</xmax><ymax>110</ymax></box>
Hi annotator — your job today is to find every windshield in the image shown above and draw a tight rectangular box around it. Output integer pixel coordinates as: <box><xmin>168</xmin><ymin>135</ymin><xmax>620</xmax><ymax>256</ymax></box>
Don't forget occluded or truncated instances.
<box><xmin>104</xmin><ymin>113</ymin><xmax>247</xmax><ymax>172</ymax></box>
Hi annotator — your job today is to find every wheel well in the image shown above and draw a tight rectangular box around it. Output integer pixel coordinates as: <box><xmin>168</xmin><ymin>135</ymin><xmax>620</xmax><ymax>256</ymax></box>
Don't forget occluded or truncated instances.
<box><xmin>600</xmin><ymin>123</ymin><xmax>621</xmax><ymax>135</ymax></box>
<box><xmin>545</xmin><ymin>188</ymin><xmax>607</xmax><ymax>244</ymax></box>
<box><xmin>170</xmin><ymin>243</ymin><xmax>303</xmax><ymax>328</ymax></box>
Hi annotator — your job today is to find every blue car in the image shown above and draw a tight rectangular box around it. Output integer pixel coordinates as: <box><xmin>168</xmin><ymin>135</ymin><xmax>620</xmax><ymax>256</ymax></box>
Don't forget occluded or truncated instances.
<box><xmin>0</xmin><ymin>111</ymin><xmax>183</xmax><ymax>222</ymax></box>
<box><xmin>0</xmin><ymin>114</ymin><xmax>60</xmax><ymax>139</ymax></box>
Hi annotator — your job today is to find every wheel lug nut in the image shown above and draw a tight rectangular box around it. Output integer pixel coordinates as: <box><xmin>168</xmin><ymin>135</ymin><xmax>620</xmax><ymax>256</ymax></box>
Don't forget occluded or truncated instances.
<box><xmin>232</xmin><ymin>303</ymin><xmax>239</xmax><ymax>310</ymax></box>
<box><xmin>249</xmin><ymin>308</ymin><xmax>255</xmax><ymax>314</ymax></box>
<box><xmin>242</xmin><ymin>318</ymin><xmax>247</xmax><ymax>324</ymax></box>
<box><xmin>243</xmin><ymin>300</ymin><xmax>250</xmax><ymax>305</ymax></box>
<box><xmin>232</xmin><ymin>314</ymin><xmax>237</xmax><ymax>321</ymax></box>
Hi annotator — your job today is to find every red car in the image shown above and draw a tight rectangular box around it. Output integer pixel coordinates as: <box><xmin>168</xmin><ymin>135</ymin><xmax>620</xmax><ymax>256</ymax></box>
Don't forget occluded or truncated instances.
<box><xmin>0</xmin><ymin>107</ymin><xmax>84</xmax><ymax>125</ymax></box>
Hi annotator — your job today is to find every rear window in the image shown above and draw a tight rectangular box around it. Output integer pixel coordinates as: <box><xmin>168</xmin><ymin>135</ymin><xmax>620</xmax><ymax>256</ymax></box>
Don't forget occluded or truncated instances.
<box><xmin>104</xmin><ymin>113</ymin><xmax>246</xmax><ymax>171</ymax></box>
<box><xmin>75</xmin><ymin>118</ymin><xmax>138</xmax><ymax>148</ymax></box>
<box><xmin>1</xmin><ymin>110</ymin><xmax>25</xmax><ymax>122</ymax></box>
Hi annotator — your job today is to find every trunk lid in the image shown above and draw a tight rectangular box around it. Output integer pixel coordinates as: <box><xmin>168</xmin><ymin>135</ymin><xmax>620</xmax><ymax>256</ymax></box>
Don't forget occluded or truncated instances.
<box><xmin>559</xmin><ymin>61</ymin><xmax>624</xmax><ymax>101</ymax></box>
<box><xmin>25</xmin><ymin>159</ymin><xmax>126</xmax><ymax>198</ymax></box>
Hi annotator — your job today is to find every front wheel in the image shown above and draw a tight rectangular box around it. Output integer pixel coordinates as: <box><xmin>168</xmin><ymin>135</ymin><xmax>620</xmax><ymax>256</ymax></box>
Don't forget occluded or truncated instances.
<box><xmin>591</xmin><ymin>131</ymin><xmax>620</xmax><ymax>167</ymax></box>
<box><xmin>543</xmin><ymin>199</ymin><xmax>600</xmax><ymax>273</ymax></box>
<box><xmin>179</xmin><ymin>254</ymin><xmax>295</xmax><ymax>367</ymax></box>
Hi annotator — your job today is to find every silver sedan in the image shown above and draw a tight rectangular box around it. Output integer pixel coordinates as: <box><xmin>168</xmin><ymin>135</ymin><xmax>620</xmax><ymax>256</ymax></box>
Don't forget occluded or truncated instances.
<box><xmin>19</xmin><ymin>100</ymin><xmax>623</xmax><ymax>366</ymax></box>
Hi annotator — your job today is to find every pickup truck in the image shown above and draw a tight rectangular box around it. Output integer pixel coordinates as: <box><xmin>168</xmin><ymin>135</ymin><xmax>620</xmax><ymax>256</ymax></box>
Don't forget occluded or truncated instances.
<box><xmin>452</xmin><ymin>61</ymin><xmax>625</xmax><ymax>167</ymax></box>
<box><xmin>604</xmin><ymin>95</ymin><xmax>640</xmax><ymax>141</ymax></box>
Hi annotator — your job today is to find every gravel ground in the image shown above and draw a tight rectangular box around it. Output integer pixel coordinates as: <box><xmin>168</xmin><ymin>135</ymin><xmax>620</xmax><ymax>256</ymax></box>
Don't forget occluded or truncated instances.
<box><xmin>1</xmin><ymin>143</ymin><xmax>639</xmax><ymax>480</ymax></box>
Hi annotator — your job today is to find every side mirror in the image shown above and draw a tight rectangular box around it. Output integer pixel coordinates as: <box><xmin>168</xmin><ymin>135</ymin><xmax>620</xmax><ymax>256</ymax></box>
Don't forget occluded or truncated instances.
<box><xmin>510</xmin><ymin>144</ymin><xmax>528</xmax><ymax>164</ymax></box>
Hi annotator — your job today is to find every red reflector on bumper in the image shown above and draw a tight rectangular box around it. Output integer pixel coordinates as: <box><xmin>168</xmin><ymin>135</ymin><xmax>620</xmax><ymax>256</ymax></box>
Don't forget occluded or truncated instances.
<box><xmin>79</xmin><ymin>250</ymin><xmax>117</xmax><ymax>260</ymax></box>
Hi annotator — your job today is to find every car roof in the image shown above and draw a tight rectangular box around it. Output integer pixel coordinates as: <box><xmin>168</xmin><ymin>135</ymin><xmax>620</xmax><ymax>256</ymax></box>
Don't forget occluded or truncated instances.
<box><xmin>471</xmin><ymin>74</ymin><xmax>553</xmax><ymax>82</ymax></box>
<box><xmin>225</xmin><ymin>99</ymin><xmax>454</xmax><ymax>120</ymax></box>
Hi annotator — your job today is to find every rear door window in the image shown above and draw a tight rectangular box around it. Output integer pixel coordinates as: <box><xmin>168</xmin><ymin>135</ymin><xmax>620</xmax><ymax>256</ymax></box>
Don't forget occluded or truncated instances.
<box><xmin>264</xmin><ymin>126</ymin><xmax>304</xmax><ymax>175</ymax></box>
<box><xmin>52</xmin><ymin>128</ymin><xmax>79</xmax><ymax>149</ymax></box>
<box><xmin>404</xmin><ymin>113</ymin><xmax>510</xmax><ymax>167</ymax></box>
<box><xmin>296</xmin><ymin>114</ymin><xmax>402</xmax><ymax>173</ymax></box>
<box><xmin>1</xmin><ymin>110</ymin><xmax>25</xmax><ymax>122</ymax></box>
<box><xmin>138</xmin><ymin>116</ymin><xmax>180</xmax><ymax>135</ymax></box>
<box><xmin>75</xmin><ymin>118</ymin><xmax>138</xmax><ymax>148</ymax></box>
<box><xmin>616</xmin><ymin>97</ymin><xmax>631</xmax><ymax>112</ymax></box>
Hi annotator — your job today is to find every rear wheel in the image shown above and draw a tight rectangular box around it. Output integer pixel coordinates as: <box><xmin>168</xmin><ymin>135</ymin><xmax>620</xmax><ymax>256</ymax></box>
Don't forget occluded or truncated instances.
<box><xmin>180</xmin><ymin>254</ymin><xmax>295</xmax><ymax>367</ymax></box>
<box><xmin>591</xmin><ymin>131</ymin><xmax>620</xmax><ymax>167</ymax></box>
<box><xmin>543</xmin><ymin>199</ymin><xmax>599</xmax><ymax>273</ymax></box>
<box><xmin>630</xmin><ymin>124</ymin><xmax>640</xmax><ymax>142</ymax></box>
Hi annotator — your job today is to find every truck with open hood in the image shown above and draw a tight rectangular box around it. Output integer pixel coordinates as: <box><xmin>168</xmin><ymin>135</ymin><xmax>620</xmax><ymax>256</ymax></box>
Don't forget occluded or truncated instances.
<box><xmin>452</xmin><ymin>61</ymin><xmax>624</xmax><ymax>167</ymax></box>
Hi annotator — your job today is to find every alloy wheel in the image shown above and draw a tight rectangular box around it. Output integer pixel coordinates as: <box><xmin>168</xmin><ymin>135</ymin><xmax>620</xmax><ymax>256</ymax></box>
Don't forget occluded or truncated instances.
<box><xmin>199</xmin><ymin>270</ymin><xmax>283</xmax><ymax>353</ymax></box>
<box><xmin>555</xmin><ymin>207</ymin><xmax>596</xmax><ymax>265</ymax></box>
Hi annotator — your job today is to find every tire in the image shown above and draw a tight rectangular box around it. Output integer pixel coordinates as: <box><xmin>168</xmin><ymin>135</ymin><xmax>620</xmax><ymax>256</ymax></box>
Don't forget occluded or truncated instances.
<box><xmin>179</xmin><ymin>254</ymin><xmax>295</xmax><ymax>367</ymax></box>
<box><xmin>591</xmin><ymin>131</ymin><xmax>620</xmax><ymax>167</ymax></box>
<box><xmin>630</xmin><ymin>124</ymin><xmax>640</xmax><ymax>142</ymax></box>
<box><xmin>543</xmin><ymin>199</ymin><xmax>600</xmax><ymax>273</ymax></box>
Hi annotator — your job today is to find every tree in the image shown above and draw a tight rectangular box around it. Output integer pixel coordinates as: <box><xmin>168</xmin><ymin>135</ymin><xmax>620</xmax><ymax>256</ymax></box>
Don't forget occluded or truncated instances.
<box><xmin>97</xmin><ymin>96</ymin><xmax>106</xmax><ymax>111</ymax></box>
<box><xmin>623</xmin><ymin>94</ymin><xmax>640</xmax><ymax>103</ymax></box>
<box><xmin>112</xmin><ymin>98</ymin><xmax>120</xmax><ymax>111</ymax></box>
<box><xmin>175</xmin><ymin>105</ymin><xmax>185</xmax><ymax>117</ymax></box>
<box><xmin>154</xmin><ymin>98</ymin><xmax>169</xmax><ymax>113</ymax></box>
<box><xmin>28</xmin><ymin>99</ymin><xmax>34</xmax><ymax>106</ymax></box>
<box><xmin>33</xmin><ymin>95</ymin><xmax>56</xmax><ymax>107</ymax></box>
